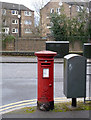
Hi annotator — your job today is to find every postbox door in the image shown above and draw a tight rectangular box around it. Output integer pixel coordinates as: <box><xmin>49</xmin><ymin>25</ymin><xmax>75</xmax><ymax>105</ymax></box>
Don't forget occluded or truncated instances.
<box><xmin>41</xmin><ymin>65</ymin><xmax>53</xmax><ymax>102</ymax></box>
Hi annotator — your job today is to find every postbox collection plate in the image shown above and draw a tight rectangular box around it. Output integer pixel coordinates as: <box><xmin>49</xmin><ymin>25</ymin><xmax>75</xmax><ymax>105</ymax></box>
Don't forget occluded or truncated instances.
<box><xmin>43</xmin><ymin>68</ymin><xmax>49</xmax><ymax>78</ymax></box>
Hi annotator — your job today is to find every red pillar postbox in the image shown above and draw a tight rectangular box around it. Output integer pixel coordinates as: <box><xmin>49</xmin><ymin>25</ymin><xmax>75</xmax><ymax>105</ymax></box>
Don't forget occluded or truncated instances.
<box><xmin>35</xmin><ymin>50</ymin><xmax>57</xmax><ymax>111</ymax></box>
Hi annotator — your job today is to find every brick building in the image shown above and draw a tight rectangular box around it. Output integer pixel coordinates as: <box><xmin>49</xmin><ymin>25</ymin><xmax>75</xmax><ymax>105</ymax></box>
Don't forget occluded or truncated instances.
<box><xmin>40</xmin><ymin>0</ymin><xmax>89</xmax><ymax>37</ymax></box>
<box><xmin>0</xmin><ymin>2</ymin><xmax>34</xmax><ymax>37</ymax></box>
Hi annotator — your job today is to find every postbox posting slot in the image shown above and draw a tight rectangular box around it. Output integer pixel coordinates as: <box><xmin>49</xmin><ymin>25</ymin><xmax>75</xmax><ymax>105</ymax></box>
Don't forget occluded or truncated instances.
<box><xmin>41</xmin><ymin>62</ymin><xmax>51</xmax><ymax>66</ymax></box>
<box><xmin>43</xmin><ymin>68</ymin><xmax>49</xmax><ymax>78</ymax></box>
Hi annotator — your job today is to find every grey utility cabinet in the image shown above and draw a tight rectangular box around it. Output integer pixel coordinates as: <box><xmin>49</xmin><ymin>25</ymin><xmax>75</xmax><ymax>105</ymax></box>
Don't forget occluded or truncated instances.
<box><xmin>46</xmin><ymin>41</ymin><xmax>69</xmax><ymax>58</ymax></box>
<box><xmin>83</xmin><ymin>43</ymin><xmax>91</xmax><ymax>59</ymax></box>
<box><xmin>64</xmin><ymin>54</ymin><xmax>87</xmax><ymax>98</ymax></box>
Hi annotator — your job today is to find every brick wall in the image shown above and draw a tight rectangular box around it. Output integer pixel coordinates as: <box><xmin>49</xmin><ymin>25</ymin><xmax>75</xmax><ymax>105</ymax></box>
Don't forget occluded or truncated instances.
<box><xmin>3</xmin><ymin>38</ymin><xmax>83</xmax><ymax>52</ymax></box>
<box><xmin>4</xmin><ymin>38</ymin><xmax>47</xmax><ymax>52</ymax></box>
<box><xmin>5</xmin><ymin>41</ymin><xmax>15</xmax><ymax>51</ymax></box>
<box><xmin>69</xmin><ymin>41</ymin><xmax>83</xmax><ymax>51</ymax></box>
<box><xmin>16</xmin><ymin>38</ymin><xmax>46</xmax><ymax>51</ymax></box>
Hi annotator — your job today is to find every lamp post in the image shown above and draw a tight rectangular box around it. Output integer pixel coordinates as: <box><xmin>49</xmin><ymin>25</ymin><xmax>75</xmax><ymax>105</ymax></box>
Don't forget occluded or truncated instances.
<box><xmin>69</xmin><ymin>4</ymin><xmax>72</xmax><ymax>19</ymax></box>
<box><xmin>18</xmin><ymin>4</ymin><xmax>21</xmax><ymax>37</ymax></box>
<box><xmin>69</xmin><ymin>4</ymin><xmax>72</xmax><ymax>36</ymax></box>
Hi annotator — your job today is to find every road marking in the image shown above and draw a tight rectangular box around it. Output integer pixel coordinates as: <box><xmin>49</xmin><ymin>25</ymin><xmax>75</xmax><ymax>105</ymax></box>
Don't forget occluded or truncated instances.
<box><xmin>55</xmin><ymin>97</ymin><xmax>67</xmax><ymax>100</ymax></box>
<box><xmin>0</xmin><ymin>101</ymin><xmax>36</xmax><ymax>112</ymax></box>
<box><xmin>0</xmin><ymin>97</ymin><xmax>67</xmax><ymax>109</ymax></box>
<box><xmin>0</xmin><ymin>97</ymin><xmax>91</xmax><ymax>114</ymax></box>
<box><xmin>0</xmin><ymin>99</ymin><xmax>37</xmax><ymax>109</ymax></box>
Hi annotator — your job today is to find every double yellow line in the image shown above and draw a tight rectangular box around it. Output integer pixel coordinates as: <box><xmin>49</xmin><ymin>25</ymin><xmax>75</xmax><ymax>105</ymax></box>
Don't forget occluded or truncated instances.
<box><xmin>0</xmin><ymin>97</ymin><xmax>90</xmax><ymax>114</ymax></box>
<box><xmin>0</xmin><ymin>97</ymin><xmax>68</xmax><ymax>113</ymax></box>
<box><xmin>0</xmin><ymin>99</ymin><xmax>37</xmax><ymax>113</ymax></box>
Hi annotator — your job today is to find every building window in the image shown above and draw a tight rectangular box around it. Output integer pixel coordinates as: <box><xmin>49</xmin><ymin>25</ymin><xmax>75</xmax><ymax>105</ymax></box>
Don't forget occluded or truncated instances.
<box><xmin>11</xmin><ymin>10</ymin><xmax>18</xmax><ymax>15</ymax></box>
<box><xmin>86</xmin><ymin>8</ymin><xmax>89</xmax><ymax>13</ymax></box>
<box><xmin>12</xmin><ymin>28</ymin><xmax>18</xmax><ymax>33</ymax></box>
<box><xmin>50</xmin><ymin>8</ymin><xmax>54</xmax><ymax>14</ymax></box>
<box><xmin>46</xmin><ymin>13</ymin><xmax>50</xmax><ymax>18</ymax></box>
<box><xmin>80</xmin><ymin>5</ymin><xmax>84</xmax><ymax>10</ymax></box>
<box><xmin>25</xmin><ymin>28</ymin><xmax>32</xmax><ymax>33</ymax></box>
<box><xmin>12</xmin><ymin>20</ymin><xmax>18</xmax><ymax>24</ymax></box>
<box><xmin>77</xmin><ymin>5</ymin><xmax>84</xmax><ymax>12</ymax></box>
<box><xmin>47</xmin><ymin>23</ymin><xmax>52</xmax><ymax>29</ymax></box>
<box><xmin>24</xmin><ymin>20</ymin><xmax>32</xmax><ymax>25</ymax></box>
<box><xmin>76</xmin><ymin>6</ymin><xmax>80</xmax><ymax>12</ymax></box>
<box><xmin>2</xmin><ymin>28</ymin><xmax>9</xmax><ymax>34</ymax></box>
<box><xmin>24</xmin><ymin>11</ymin><xmax>31</xmax><ymax>16</ymax></box>
<box><xmin>2</xmin><ymin>9</ymin><xmax>6</xmax><ymax>15</ymax></box>
<box><xmin>56</xmin><ymin>8</ymin><xmax>61</xmax><ymax>15</ymax></box>
<box><xmin>2</xmin><ymin>19</ymin><xmax>6</xmax><ymax>25</ymax></box>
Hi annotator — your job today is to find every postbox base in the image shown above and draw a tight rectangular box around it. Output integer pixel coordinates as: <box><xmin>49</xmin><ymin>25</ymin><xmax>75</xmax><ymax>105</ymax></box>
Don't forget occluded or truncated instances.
<box><xmin>37</xmin><ymin>101</ymin><xmax>54</xmax><ymax>111</ymax></box>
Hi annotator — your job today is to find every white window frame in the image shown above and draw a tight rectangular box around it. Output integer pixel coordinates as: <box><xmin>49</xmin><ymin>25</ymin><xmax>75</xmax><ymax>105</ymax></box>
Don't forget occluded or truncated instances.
<box><xmin>47</xmin><ymin>22</ymin><xmax>53</xmax><ymax>29</ymax></box>
<box><xmin>47</xmin><ymin>23</ymin><xmax>51</xmax><ymax>29</ymax></box>
<box><xmin>56</xmin><ymin>8</ymin><xmax>61</xmax><ymax>15</ymax></box>
<box><xmin>77</xmin><ymin>5</ymin><xmax>84</xmax><ymax>12</ymax></box>
<box><xmin>12</xmin><ymin>28</ymin><xmax>18</xmax><ymax>33</ymax></box>
<box><xmin>2</xmin><ymin>27</ymin><xmax>9</xmax><ymax>34</ymax></box>
<box><xmin>2</xmin><ymin>9</ymin><xmax>6</xmax><ymax>15</ymax></box>
<box><xmin>24</xmin><ymin>11</ymin><xmax>31</xmax><ymax>16</ymax></box>
<box><xmin>86</xmin><ymin>7</ymin><xmax>89</xmax><ymax>13</ymax></box>
<box><xmin>24</xmin><ymin>20</ymin><xmax>32</xmax><ymax>25</ymax></box>
<box><xmin>47</xmin><ymin>26</ymin><xmax>51</xmax><ymax>29</ymax></box>
<box><xmin>12</xmin><ymin>19</ymin><xmax>18</xmax><ymax>24</ymax></box>
<box><xmin>76</xmin><ymin>6</ymin><xmax>80</xmax><ymax>12</ymax></box>
<box><xmin>50</xmin><ymin>8</ymin><xmax>54</xmax><ymax>14</ymax></box>
<box><xmin>25</xmin><ymin>28</ymin><xmax>32</xmax><ymax>33</ymax></box>
<box><xmin>11</xmin><ymin>10</ymin><xmax>18</xmax><ymax>15</ymax></box>
<box><xmin>3</xmin><ymin>19</ymin><xmax>6</xmax><ymax>25</ymax></box>
<box><xmin>46</xmin><ymin>13</ymin><xmax>50</xmax><ymax>18</ymax></box>
<box><xmin>80</xmin><ymin>5</ymin><xmax>84</xmax><ymax>10</ymax></box>
<box><xmin>46</xmin><ymin>16</ymin><xmax>49</xmax><ymax>19</ymax></box>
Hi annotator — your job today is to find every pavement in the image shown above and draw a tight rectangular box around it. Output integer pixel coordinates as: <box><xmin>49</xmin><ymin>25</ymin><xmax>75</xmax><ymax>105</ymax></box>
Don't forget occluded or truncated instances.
<box><xmin>0</xmin><ymin>56</ymin><xmax>63</xmax><ymax>63</ymax></box>
<box><xmin>0</xmin><ymin>56</ymin><xmax>91</xmax><ymax>63</ymax></box>
<box><xmin>0</xmin><ymin>55</ymin><xmax>91</xmax><ymax>119</ymax></box>
<box><xmin>2</xmin><ymin>109</ymin><xmax>91</xmax><ymax>119</ymax></box>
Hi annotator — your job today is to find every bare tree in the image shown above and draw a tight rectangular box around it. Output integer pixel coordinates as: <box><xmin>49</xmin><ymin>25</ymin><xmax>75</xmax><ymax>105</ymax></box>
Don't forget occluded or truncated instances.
<box><xmin>32</xmin><ymin>0</ymin><xmax>50</xmax><ymax>36</ymax></box>
<box><xmin>33</xmin><ymin>0</ymin><xmax>49</xmax><ymax>17</ymax></box>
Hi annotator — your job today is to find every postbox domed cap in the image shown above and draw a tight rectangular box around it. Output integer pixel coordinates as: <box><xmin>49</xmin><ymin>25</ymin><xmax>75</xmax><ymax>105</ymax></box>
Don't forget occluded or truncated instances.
<box><xmin>35</xmin><ymin>50</ymin><xmax>57</xmax><ymax>57</ymax></box>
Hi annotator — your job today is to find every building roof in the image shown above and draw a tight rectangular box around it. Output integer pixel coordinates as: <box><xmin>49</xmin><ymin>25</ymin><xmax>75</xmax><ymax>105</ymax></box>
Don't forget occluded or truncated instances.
<box><xmin>41</xmin><ymin>0</ymin><xmax>89</xmax><ymax>10</ymax></box>
<box><xmin>50</xmin><ymin>0</ymin><xmax>89</xmax><ymax>3</ymax></box>
<box><xmin>0</xmin><ymin>2</ymin><xmax>34</xmax><ymax>12</ymax></box>
<box><xmin>66</xmin><ymin>1</ymin><xmax>89</xmax><ymax>7</ymax></box>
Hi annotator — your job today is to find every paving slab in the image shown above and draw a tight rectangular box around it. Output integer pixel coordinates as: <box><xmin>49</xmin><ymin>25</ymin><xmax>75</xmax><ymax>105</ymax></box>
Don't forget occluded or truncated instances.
<box><xmin>2</xmin><ymin>110</ymin><xmax>90</xmax><ymax>119</ymax></box>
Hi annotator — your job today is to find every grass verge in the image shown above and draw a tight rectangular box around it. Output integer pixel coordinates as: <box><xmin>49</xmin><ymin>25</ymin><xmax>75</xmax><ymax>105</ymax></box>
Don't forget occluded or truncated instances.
<box><xmin>52</xmin><ymin>101</ymin><xmax>91</xmax><ymax>112</ymax></box>
<box><xmin>7</xmin><ymin>101</ymin><xmax>91</xmax><ymax>114</ymax></box>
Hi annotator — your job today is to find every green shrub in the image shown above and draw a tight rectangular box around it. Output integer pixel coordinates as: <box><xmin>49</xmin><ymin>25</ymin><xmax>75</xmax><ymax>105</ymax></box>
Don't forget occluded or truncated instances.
<box><xmin>3</xmin><ymin>35</ymin><xmax>15</xmax><ymax>43</ymax></box>
<box><xmin>3</xmin><ymin>35</ymin><xmax>15</xmax><ymax>49</ymax></box>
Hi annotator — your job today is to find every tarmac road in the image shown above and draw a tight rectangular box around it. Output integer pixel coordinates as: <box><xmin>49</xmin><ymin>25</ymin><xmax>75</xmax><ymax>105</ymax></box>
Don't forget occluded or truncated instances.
<box><xmin>1</xmin><ymin>63</ymin><xmax>65</xmax><ymax>105</ymax></box>
<box><xmin>1</xmin><ymin>63</ymin><xmax>91</xmax><ymax>106</ymax></box>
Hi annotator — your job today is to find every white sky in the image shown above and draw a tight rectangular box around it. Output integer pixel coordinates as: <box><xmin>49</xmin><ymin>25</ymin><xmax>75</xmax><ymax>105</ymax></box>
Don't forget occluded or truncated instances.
<box><xmin>0</xmin><ymin>0</ymin><xmax>90</xmax><ymax>11</ymax></box>
<box><xmin>0</xmin><ymin>0</ymin><xmax>50</xmax><ymax>11</ymax></box>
